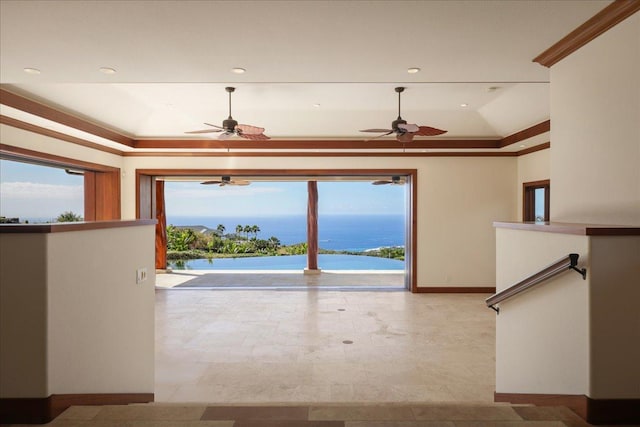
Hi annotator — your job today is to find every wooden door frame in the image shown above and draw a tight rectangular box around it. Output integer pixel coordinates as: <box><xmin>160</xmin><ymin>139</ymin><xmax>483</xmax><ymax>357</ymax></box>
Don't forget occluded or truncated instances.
<box><xmin>136</xmin><ymin>168</ymin><xmax>418</xmax><ymax>292</ymax></box>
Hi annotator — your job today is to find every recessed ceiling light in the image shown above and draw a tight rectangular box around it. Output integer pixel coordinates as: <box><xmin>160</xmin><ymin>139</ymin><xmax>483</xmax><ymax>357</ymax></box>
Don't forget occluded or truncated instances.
<box><xmin>460</xmin><ymin>103</ymin><xmax>469</xmax><ymax>108</ymax></box>
<box><xmin>407</xmin><ymin>67</ymin><xmax>421</xmax><ymax>74</ymax></box>
<box><xmin>23</xmin><ymin>68</ymin><xmax>41</xmax><ymax>75</ymax></box>
<box><xmin>313</xmin><ymin>103</ymin><xmax>321</xmax><ymax>108</ymax></box>
<box><xmin>520</xmin><ymin>144</ymin><xmax>526</xmax><ymax>148</ymax></box>
<box><xmin>231</xmin><ymin>67</ymin><xmax>246</xmax><ymax>74</ymax></box>
<box><xmin>99</xmin><ymin>67</ymin><xmax>116</xmax><ymax>74</ymax></box>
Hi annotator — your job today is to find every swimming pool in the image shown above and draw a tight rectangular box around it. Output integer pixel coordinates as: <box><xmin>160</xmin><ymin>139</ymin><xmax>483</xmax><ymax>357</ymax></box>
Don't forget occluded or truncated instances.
<box><xmin>168</xmin><ymin>254</ymin><xmax>404</xmax><ymax>270</ymax></box>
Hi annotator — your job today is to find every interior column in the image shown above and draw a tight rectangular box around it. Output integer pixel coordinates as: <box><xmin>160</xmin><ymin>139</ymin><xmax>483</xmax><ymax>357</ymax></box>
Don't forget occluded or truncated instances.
<box><xmin>306</xmin><ymin>180</ymin><xmax>320</xmax><ymax>274</ymax></box>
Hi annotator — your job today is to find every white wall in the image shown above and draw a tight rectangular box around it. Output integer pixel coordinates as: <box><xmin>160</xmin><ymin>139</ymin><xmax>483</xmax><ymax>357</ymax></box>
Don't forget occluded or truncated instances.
<box><xmin>517</xmin><ymin>149</ymin><xmax>550</xmax><ymax>220</ymax></box>
<box><xmin>550</xmin><ymin>14</ymin><xmax>640</xmax><ymax>225</ymax></box>
<box><xmin>495</xmin><ymin>228</ymin><xmax>590</xmax><ymax>395</ymax></box>
<box><xmin>124</xmin><ymin>155</ymin><xmax>517</xmax><ymax>288</ymax></box>
<box><xmin>47</xmin><ymin>225</ymin><xmax>156</xmax><ymax>394</ymax></box>
<box><xmin>0</xmin><ymin>124</ymin><xmax>124</xmax><ymax>170</ymax></box>
<box><xmin>0</xmin><ymin>224</ymin><xmax>155</xmax><ymax>398</ymax></box>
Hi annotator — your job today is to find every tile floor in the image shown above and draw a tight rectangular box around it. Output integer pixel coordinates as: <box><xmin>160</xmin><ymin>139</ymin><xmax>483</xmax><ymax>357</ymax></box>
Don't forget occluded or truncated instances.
<box><xmin>155</xmin><ymin>289</ymin><xmax>496</xmax><ymax>403</ymax></box>
<box><xmin>3</xmin><ymin>402</ymin><xmax>603</xmax><ymax>426</ymax></box>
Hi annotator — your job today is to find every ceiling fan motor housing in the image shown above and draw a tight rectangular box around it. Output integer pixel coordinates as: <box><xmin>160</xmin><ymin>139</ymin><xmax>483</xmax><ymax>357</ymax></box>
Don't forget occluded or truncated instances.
<box><xmin>223</xmin><ymin>118</ymin><xmax>238</xmax><ymax>131</ymax></box>
<box><xmin>392</xmin><ymin>118</ymin><xmax>407</xmax><ymax>132</ymax></box>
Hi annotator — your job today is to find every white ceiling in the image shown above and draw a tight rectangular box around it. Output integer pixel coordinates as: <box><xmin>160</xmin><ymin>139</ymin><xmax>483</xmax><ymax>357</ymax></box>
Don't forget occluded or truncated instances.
<box><xmin>0</xmin><ymin>0</ymin><xmax>611</xmax><ymax>148</ymax></box>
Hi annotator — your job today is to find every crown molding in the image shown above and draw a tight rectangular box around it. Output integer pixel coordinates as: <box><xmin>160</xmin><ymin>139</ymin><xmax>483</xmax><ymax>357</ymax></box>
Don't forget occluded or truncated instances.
<box><xmin>533</xmin><ymin>0</ymin><xmax>640</xmax><ymax>67</ymax></box>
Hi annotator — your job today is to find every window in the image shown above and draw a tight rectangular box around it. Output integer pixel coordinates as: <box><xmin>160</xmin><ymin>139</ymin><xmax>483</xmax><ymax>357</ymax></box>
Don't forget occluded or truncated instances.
<box><xmin>523</xmin><ymin>180</ymin><xmax>550</xmax><ymax>222</ymax></box>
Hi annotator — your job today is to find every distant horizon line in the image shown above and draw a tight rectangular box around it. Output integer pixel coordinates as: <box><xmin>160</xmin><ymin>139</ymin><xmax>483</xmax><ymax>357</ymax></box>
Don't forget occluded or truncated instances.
<box><xmin>168</xmin><ymin>213</ymin><xmax>405</xmax><ymax>217</ymax></box>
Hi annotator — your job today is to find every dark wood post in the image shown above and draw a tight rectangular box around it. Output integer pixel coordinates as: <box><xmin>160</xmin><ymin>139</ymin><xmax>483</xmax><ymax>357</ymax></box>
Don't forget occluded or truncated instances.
<box><xmin>306</xmin><ymin>180</ymin><xmax>319</xmax><ymax>272</ymax></box>
<box><xmin>155</xmin><ymin>180</ymin><xmax>167</xmax><ymax>269</ymax></box>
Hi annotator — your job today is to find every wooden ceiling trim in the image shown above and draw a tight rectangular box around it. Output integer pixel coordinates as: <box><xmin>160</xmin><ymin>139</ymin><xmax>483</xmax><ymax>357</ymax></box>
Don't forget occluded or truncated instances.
<box><xmin>1</xmin><ymin>115</ymin><xmax>124</xmax><ymax>156</ymax></box>
<box><xmin>133</xmin><ymin>138</ymin><xmax>501</xmax><ymax>150</ymax></box>
<box><xmin>499</xmin><ymin>120</ymin><xmax>550</xmax><ymax>148</ymax></box>
<box><xmin>137</xmin><ymin>168</ymin><xmax>418</xmax><ymax>177</ymax></box>
<box><xmin>516</xmin><ymin>142</ymin><xmax>550</xmax><ymax>156</ymax></box>
<box><xmin>533</xmin><ymin>0</ymin><xmax>640</xmax><ymax>67</ymax></box>
<box><xmin>0</xmin><ymin>143</ymin><xmax>120</xmax><ymax>172</ymax></box>
<box><xmin>124</xmin><ymin>151</ymin><xmax>517</xmax><ymax>158</ymax></box>
<box><xmin>0</xmin><ymin>88</ymin><xmax>135</xmax><ymax>147</ymax></box>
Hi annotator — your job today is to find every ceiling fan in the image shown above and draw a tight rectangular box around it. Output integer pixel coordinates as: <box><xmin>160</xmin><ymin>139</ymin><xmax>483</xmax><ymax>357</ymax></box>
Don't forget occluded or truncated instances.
<box><xmin>361</xmin><ymin>87</ymin><xmax>447</xmax><ymax>142</ymax></box>
<box><xmin>372</xmin><ymin>176</ymin><xmax>406</xmax><ymax>186</ymax></box>
<box><xmin>186</xmin><ymin>87</ymin><xmax>270</xmax><ymax>140</ymax></box>
<box><xmin>201</xmin><ymin>176</ymin><xmax>251</xmax><ymax>186</ymax></box>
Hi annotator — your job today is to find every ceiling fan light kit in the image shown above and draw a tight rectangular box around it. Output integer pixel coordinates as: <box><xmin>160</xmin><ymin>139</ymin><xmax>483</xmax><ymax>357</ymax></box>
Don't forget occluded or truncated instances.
<box><xmin>360</xmin><ymin>86</ymin><xmax>447</xmax><ymax>142</ymax></box>
<box><xmin>186</xmin><ymin>87</ymin><xmax>270</xmax><ymax>140</ymax></box>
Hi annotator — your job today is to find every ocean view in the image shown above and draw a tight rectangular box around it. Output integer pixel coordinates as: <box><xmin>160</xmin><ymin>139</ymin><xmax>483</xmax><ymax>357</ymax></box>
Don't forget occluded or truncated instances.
<box><xmin>167</xmin><ymin>214</ymin><xmax>405</xmax><ymax>252</ymax></box>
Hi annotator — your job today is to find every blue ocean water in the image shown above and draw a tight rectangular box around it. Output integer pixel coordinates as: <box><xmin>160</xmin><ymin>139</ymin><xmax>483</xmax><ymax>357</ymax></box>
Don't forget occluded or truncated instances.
<box><xmin>168</xmin><ymin>254</ymin><xmax>404</xmax><ymax>271</ymax></box>
<box><xmin>167</xmin><ymin>214</ymin><xmax>405</xmax><ymax>252</ymax></box>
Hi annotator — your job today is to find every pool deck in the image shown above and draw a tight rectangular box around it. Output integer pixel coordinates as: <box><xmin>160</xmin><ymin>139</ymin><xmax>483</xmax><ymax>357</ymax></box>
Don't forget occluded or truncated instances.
<box><xmin>156</xmin><ymin>270</ymin><xmax>406</xmax><ymax>289</ymax></box>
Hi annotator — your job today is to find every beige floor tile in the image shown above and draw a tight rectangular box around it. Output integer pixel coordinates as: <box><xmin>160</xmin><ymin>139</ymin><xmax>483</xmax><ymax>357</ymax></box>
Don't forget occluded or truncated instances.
<box><xmin>309</xmin><ymin>405</ymin><xmax>416</xmax><ymax>421</ymax></box>
<box><xmin>346</xmin><ymin>423</ymin><xmax>455</xmax><ymax>427</ymax></box>
<box><xmin>411</xmin><ymin>405</ymin><xmax>522</xmax><ymax>421</ymax></box>
<box><xmin>453</xmin><ymin>422</ymin><xmax>565</xmax><ymax>427</ymax></box>
<box><xmin>54</xmin><ymin>406</ymin><xmax>102</xmax><ymax>420</ymax></box>
<box><xmin>92</xmin><ymin>405</ymin><xmax>206</xmax><ymax>421</ymax></box>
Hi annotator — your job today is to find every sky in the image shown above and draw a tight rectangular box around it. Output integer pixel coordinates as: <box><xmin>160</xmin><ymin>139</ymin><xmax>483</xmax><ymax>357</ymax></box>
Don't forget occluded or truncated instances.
<box><xmin>0</xmin><ymin>159</ymin><xmax>406</xmax><ymax>220</ymax></box>
<box><xmin>0</xmin><ymin>159</ymin><xmax>84</xmax><ymax>220</ymax></box>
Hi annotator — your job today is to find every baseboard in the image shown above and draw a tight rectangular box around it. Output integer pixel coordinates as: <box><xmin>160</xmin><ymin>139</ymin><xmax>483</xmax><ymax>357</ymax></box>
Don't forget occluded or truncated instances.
<box><xmin>0</xmin><ymin>393</ymin><xmax>154</xmax><ymax>424</ymax></box>
<box><xmin>415</xmin><ymin>286</ymin><xmax>496</xmax><ymax>293</ymax></box>
<box><xmin>495</xmin><ymin>392</ymin><xmax>640</xmax><ymax>424</ymax></box>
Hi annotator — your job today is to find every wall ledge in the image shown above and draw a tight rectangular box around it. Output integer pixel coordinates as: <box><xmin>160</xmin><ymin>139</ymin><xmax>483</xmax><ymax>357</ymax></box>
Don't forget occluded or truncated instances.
<box><xmin>0</xmin><ymin>219</ymin><xmax>157</xmax><ymax>234</ymax></box>
<box><xmin>493</xmin><ymin>221</ymin><xmax>640</xmax><ymax>236</ymax></box>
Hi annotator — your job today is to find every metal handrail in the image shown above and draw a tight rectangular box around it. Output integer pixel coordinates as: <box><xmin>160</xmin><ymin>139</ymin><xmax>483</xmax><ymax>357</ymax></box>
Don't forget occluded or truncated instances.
<box><xmin>486</xmin><ymin>253</ymin><xmax>586</xmax><ymax>314</ymax></box>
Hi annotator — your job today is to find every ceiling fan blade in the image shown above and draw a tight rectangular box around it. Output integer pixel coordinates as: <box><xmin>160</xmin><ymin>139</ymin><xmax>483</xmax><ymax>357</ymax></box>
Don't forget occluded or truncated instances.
<box><xmin>398</xmin><ymin>123</ymin><xmax>419</xmax><ymax>133</ymax></box>
<box><xmin>372</xmin><ymin>180</ymin><xmax>392</xmax><ymax>185</ymax></box>
<box><xmin>397</xmin><ymin>132</ymin><xmax>414</xmax><ymax>143</ymax></box>
<box><xmin>230</xmin><ymin>180</ymin><xmax>251</xmax><ymax>186</ymax></box>
<box><xmin>239</xmin><ymin>133</ymin><xmax>270</xmax><ymax>141</ymax></box>
<box><xmin>218</xmin><ymin>132</ymin><xmax>234</xmax><ymax>140</ymax></box>
<box><xmin>201</xmin><ymin>180</ymin><xmax>223</xmax><ymax>185</ymax></box>
<box><xmin>415</xmin><ymin>126</ymin><xmax>448</xmax><ymax>136</ymax></box>
<box><xmin>365</xmin><ymin>130</ymin><xmax>394</xmax><ymax>142</ymax></box>
<box><xmin>237</xmin><ymin>124</ymin><xmax>265</xmax><ymax>135</ymax></box>
<box><xmin>185</xmin><ymin>129</ymin><xmax>224</xmax><ymax>134</ymax></box>
<box><xmin>360</xmin><ymin>128</ymin><xmax>393</xmax><ymax>133</ymax></box>
<box><xmin>204</xmin><ymin>122</ymin><xmax>225</xmax><ymax>129</ymax></box>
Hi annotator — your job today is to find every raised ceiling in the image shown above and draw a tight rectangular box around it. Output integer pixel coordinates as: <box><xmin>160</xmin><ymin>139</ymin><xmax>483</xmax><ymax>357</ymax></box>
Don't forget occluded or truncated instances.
<box><xmin>0</xmin><ymin>0</ymin><xmax>612</xmax><ymax>153</ymax></box>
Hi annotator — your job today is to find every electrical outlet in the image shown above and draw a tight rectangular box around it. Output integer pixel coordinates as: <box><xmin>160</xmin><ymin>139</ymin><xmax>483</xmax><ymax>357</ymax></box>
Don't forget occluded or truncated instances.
<box><xmin>136</xmin><ymin>267</ymin><xmax>148</xmax><ymax>284</ymax></box>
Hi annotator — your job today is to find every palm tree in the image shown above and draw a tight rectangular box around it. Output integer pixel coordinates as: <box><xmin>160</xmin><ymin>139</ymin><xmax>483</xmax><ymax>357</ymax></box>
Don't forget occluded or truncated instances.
<box><xmin>235</xmin><ymin>224</ymin><xmax>243</xmax><ymax>239</ymax></box>
<box><xmin>216</xmin><ymin>224</ymin><xmax>226</xmax><ymax>236</ymax></box>
<box><xmin>268</xmin><ymin>236</ymin><xmax>281</xmax><ymax>250</ymax></box>
<box><xmin>251</xmin><ymin>225</ymin><xmax>260</xmax><ymax>239</ymax></box>
<box><xmin>56</xmin><ymin>211</ymin><xmax>83</xmax><ymax>222</ymax></box>
<box><xmin>243</xmin><ymin>225</ymin><xmax>252</xmax><ymax>240</ymax></box>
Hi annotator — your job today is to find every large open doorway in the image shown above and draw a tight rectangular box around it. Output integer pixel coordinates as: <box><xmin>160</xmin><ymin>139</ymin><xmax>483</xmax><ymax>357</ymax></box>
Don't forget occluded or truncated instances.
<box><xmin>137</xmin><ymin>169</ymin><xmax>417</xmax><ymax>291</ymax></box>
